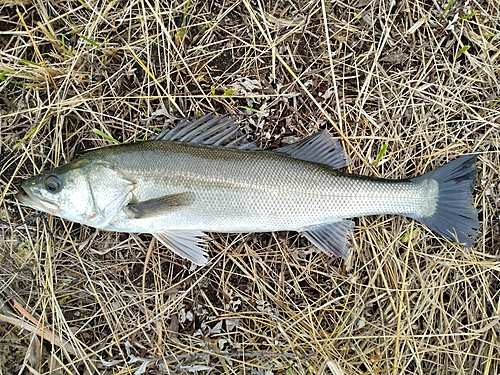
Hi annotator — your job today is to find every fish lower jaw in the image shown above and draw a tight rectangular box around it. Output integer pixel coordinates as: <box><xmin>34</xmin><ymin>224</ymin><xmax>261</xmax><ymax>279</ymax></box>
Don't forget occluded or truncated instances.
<box><xmin>16</xmin><ymin>190</ymin><xmax>60</xmax><ymax>215</ymax></box>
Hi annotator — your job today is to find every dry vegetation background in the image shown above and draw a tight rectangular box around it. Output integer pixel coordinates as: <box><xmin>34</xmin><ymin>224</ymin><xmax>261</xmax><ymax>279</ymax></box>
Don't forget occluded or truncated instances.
<box><xmin>0</xmin><ymin>0</ymin><xmax>499</xmax><ymax>374</ymax></box>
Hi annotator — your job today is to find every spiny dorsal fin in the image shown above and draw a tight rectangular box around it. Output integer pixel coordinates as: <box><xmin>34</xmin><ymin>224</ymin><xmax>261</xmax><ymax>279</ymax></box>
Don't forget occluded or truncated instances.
<box><xmin>151</xmin><ymin>113</ymin><xmax>260</xmax><ymax>150</ymax></box>
<box><xmin>275</xmin><ymin>130</ymin><xmax>350</xmax><ymax>169</ymax></box>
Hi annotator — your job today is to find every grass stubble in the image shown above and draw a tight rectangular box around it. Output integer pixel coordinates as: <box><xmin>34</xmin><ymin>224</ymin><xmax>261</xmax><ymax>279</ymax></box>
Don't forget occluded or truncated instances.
<box><xmin>0</xmin><ymin>0</ymin><xmax>499</xmax><ymax>373</ymax></box>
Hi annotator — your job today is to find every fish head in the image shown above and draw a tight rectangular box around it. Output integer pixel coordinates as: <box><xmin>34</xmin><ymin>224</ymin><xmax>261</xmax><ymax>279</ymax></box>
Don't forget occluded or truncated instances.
<box><xmin>16</xmin><ymin>157</ymin><xmax>135</xmax><ymax>228</ymax></box>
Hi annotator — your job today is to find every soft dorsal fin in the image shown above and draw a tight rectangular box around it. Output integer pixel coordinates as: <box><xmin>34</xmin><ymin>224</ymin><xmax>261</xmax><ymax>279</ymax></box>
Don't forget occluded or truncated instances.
<box><xmin>151</xmin><ymin>113</ymin><xmax>260</xmax><ymax>150</ymax></box>
<box><xmin>275</xmin><ymin>130</ymin><xmax>350</xmax><ymax>169</ymax></box>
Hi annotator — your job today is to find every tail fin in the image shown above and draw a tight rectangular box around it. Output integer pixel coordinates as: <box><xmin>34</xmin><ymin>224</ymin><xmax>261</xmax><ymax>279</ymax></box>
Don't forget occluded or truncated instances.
<box><xmin>410</xmin><ymin>155</ymin><xmax>479</xmax><ymax>246</ymax></box>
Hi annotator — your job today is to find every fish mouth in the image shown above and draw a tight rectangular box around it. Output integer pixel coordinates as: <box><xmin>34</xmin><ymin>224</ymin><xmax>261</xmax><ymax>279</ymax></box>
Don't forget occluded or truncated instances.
<box><xmin>16</xmin><ymin>189</ymin><xmax>60</xmax><ymax>215</ymax></box>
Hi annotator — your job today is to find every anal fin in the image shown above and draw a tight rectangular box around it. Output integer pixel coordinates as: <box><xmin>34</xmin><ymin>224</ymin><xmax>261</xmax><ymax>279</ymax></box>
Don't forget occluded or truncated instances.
<box><xmin>301</xmin><ymin>220</ymin><xmax>355</xmax><ymax>260</ymax></box>
<box><xmin>154</xmin><ymin>230</ymin><xmax>210</xmax><ymax>266</ymax></box>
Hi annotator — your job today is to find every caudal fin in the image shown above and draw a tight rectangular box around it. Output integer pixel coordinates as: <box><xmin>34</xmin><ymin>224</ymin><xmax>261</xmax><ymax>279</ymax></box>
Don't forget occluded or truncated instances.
<box><xmin>410</xmin><ymin>155</ymin><xmax>479</xmax><ymax>246</ymax></box>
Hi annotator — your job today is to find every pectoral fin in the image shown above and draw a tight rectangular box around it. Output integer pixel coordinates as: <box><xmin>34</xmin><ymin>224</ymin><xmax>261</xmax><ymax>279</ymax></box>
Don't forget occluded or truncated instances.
<box><xmin>125</xmin><ymin>192</ymin><xmax>194</xmax><ymax>219</ymax></box>
<box><xmin>154</xmin><ymin>230</ymin><xmax>210</xmax><ymax>265</ymax></box>
<box><xmin>301</xmin><ymin>220</ymin><xmax>355</xmax><ymax>259</ymax></box>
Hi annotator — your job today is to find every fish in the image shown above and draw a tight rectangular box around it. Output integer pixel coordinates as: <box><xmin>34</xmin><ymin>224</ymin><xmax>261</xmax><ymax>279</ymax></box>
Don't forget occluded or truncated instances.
<box><xmin>16</xmin><ymin>113</ymin><xmax>479</xmax><ymax>265</ymax></box>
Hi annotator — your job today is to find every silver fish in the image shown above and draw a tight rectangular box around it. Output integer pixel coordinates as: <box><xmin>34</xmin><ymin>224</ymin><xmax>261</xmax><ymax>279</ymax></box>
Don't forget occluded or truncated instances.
<box><xmin>16</xmin><ymin>114</ymin><xmax>479</xmax><ymax>265</ymax></box>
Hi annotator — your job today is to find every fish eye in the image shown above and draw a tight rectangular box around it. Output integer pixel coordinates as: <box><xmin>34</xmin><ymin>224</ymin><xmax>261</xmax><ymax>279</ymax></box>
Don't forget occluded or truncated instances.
<box><xmin>44</xmin><ymin>175</ymin><xmax>61</xmax><ymax>193</ymax></box>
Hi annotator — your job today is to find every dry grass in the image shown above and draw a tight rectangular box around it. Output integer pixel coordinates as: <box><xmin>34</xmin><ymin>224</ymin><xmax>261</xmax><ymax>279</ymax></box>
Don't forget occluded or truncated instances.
<box><xmin>0</xmin><ymin>0</ymin><xmax>499</xmax><ymax>373</ymax></box>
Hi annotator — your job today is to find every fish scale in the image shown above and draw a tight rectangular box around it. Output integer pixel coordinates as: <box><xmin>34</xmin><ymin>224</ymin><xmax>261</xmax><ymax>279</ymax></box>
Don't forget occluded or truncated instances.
<box><xmin>91</xmin><ymin>141</ymin><xmax>422</xmax><ymax>234</ymax></box>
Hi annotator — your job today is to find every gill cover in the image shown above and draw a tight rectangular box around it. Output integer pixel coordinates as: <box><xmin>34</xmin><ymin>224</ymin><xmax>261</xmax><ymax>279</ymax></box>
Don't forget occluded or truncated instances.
<box><xmin>18</xmin><ymin>158</ymin><xmax>135</xmax><ymax>228</ymax></box>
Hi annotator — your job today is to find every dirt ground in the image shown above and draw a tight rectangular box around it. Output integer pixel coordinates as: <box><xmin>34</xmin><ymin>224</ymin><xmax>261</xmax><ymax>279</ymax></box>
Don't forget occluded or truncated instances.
<box><xmin>0</xmin><ymin>0</ymin><xmax>499</xmax><ymax>374</ymax></box>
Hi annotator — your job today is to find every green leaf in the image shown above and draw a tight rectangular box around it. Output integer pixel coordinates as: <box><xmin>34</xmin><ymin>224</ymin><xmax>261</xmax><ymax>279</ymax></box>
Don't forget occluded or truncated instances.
<box><xmin>375</xmin><ymin>142</ymin><xmax>388</xmax><ymax>167</ymax></box>
<box><xmin>14</xmin><ymin>122</ymin><xmax>44</xmax><ymax>148</ymax></box>
<box><xmin>196</xmin><ymin>20</ymin><xmax>213</xmax><ymax>37</ymax></box>
<box><xmin>488</xmin><ymin>97</ymin><xmax>500</xmax><ymax>109</ymax></box>
<box><xmin>440</xmin><ymin>0</ymin><xmax>455</xmax><ymax>18</ymax></box>
<box><xmin>0</xmin><ymin>74</ymin><xmax>34</xmax><ymax>86</ymax></box>
<box><xmin>183</xmin><ymin>0</ymin><xmax>191</xmax><ymax>15</ymax></box>
<box><xmin>61</xmin><ymin>34</ymin><xmax>68</xmax><ymax>60</ymax></box>
<box><xmin>93</xmin><ymin>129</ymin><xmax>121</xmax><ymax>144</ymax></box>
<box><xmin>78</xmin><ymin>34</ymin><xmax>102</xmax><ymax>48</ymax></box>
<box><xmin>457</xmin><ymin>45</ymin><xmax>470</xmax><ymax>56</ymax></box>
<box><xmin>459</xmin><ymin>11</ymin><xmax>478</xmax><ymax>20</ymax></box>
<box><xmin>401</xmin><ymin>229</ymin><xmax>419</xmax><ymax>243</ymax></box>
<box><xmin>175</xmin><ymin>0</ymin><xmax>191</xmax><ymax>41</ymax></box>
<box><xmin>223</xmin><ymin>88</ymin><xmax>236</xmax><ymax>97</ymax></box>
<box><xmin>148</xmin><ymin>126</ymin><xmax>162</xmax><ymax>133</ymax></box>
<box><xmin>18</xmin><ymin>59</ymin><xmax>42</xmax><ymax>67</ymax></box>
<box><xmin>210</xmin><ymin>86</ymin><xmax>216</xmax><ymax>95</ymax></box>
